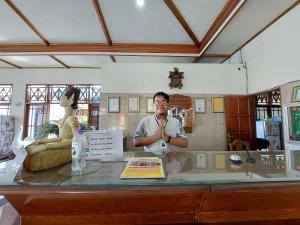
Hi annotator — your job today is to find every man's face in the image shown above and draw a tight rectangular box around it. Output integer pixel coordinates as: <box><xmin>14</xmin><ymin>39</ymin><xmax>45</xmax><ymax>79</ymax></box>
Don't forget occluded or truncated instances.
<box><xmin>153</xmin><ymin>95</ymin><xmax>168</xmax><ymax>116</ymax></box>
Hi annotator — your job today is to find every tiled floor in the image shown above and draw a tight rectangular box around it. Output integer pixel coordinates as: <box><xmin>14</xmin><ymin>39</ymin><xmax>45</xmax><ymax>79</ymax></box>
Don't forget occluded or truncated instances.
<box><xmin>0</xmin><ymin>196</ymin><xmax>20</xmax><ymax>225</ymax></box>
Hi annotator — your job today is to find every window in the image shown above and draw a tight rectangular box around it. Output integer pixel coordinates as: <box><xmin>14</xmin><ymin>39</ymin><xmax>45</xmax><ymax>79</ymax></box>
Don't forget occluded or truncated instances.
<box><xmin>24</xmin><ymin>84</ymin><xmax>101</xmax><ymax>138</ymax></box>
<box><xmin>255</xmin><ymin>88</ymin><xmax>281</xmax><ymax>120</ymax></box>
<box><xmin>0</xmin><ymin>85</ymin><xmax>12</xmax><ymax>116</ymax></box>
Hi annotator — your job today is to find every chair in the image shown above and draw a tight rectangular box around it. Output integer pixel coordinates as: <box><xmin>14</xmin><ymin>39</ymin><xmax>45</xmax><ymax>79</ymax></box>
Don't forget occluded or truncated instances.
<box><xmin>229</xmin><ymin>139</ymin><xmax>250</xmax><ymax>151</ymax></box>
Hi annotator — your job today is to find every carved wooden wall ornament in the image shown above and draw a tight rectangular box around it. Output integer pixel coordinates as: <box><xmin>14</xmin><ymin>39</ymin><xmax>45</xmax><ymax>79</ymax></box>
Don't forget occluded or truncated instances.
<box><xmin>169</xmin><ymin>67</ymin><xmax>184</xmax><ymax>89</ymax></box>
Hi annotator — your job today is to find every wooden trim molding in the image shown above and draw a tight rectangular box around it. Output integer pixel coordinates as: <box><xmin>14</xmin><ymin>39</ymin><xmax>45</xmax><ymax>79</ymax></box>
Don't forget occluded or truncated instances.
<box><xmin>92</xmin><ymin>0</ymin><xmax>112</xmax><ymax>45</ymax></box>
<box><xmin>110</xmin><ymin>55</ymin><xmax>116</xmax><ymax>62</ymax></box>
<box><xmin>0</xmin><ymin>58</ymin><xmax>22</xmax><ymax>68</ymax></box>
<box><xmin>164</xmin><ymin>0</ymin><xmax>200</xmax><ymax>47</ymax></box>
<box><xmin>48</xmin><ymin>55</ymin><xmax>70</xmax><ymax>68</ymax></box>
<box><xmin>4</xmin><ymin>0</ymin><xmax>49</xmax><ymax>45</ymax></box>
<box><xmin>0</xmin><ymin>44</ymin><xmax>200</xmax><ymax>54</ymax></box>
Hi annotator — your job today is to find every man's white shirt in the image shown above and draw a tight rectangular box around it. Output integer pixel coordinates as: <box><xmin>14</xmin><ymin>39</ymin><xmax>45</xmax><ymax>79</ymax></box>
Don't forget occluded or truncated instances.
<box><xmin>134</xmin><ymin>115</ymin><xmax>187</xmax><ymax>154</ymax></box>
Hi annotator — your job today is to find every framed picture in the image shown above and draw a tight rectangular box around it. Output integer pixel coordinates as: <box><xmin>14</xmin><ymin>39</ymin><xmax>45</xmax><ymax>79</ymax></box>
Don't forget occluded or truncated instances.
<box><xmin>146</xmin><ymin>97</ymin><xmax>155</xmax><ymax>113</ymax></box>
<box><xmin>214</xmin><ymin>153</ymin><xmax>226</xmax><ymax>170</ymax></box>
<box><xmin>127</xmin><ymin>96</ymin><xmax>139</xmax><ymax>112</ymax></box>
<box><xmin>196</xmin><ymin>153</ymin><xmax>207</xmax><ymax>168</ymax></box>
<box><xmin>212</xmin><ymin>97</ymin><xmax>224</xmax><ymax>113</ymax></box>
<box><xmin>195</xmin><ymin>98</ymin><xmax>206</xmax><ymax>113</ymax></box>
<box><xmin>292</xmin><ymin>86</ymin><xmax>300</xmax><ymax>102</ymax></box>
<box><xmin>108</xmin><ymin>97</ymin><xmax>120</xmax><ymax>113</ymax></box>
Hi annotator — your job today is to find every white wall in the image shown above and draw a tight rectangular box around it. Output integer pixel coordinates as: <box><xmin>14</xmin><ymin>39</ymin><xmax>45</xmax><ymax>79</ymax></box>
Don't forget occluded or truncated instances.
<box><xmin>0</xmin><ymin>63</ymin><xmax>246</xmax><ymax>133</ymax></box>
<box><xmin>226</xmin><ymin>5</ymin><xmax>300</xmax><ymax>150</ymax></box>
<box><xmin>100</xmin><ymin>63</ymin><xmax>246</xmax><ymax>94</ymax></box>
<box><xmin>228</xmin><ymin>5</ymin><xmax>300</xmax><ymax>93</ymax></box>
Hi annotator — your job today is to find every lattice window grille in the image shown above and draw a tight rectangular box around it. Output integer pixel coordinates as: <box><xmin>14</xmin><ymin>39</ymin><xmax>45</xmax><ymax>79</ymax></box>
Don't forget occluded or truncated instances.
<box><xmin>27</xmin><ymin>85</ymin><xmax>47</xmax><ymax>103</ymax></box>
<box><xmin>0</xmin><ymin>85</ymin><xmax>12</xmax><ymax>103</ymax></box>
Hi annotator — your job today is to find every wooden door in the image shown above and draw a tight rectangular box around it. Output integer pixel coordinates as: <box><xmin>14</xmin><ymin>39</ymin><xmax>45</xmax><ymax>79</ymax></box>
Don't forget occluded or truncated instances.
<box><xmin>225</xmin><ymin>95</ymin><xmax>256</xmax><ymax>149</ymax></box>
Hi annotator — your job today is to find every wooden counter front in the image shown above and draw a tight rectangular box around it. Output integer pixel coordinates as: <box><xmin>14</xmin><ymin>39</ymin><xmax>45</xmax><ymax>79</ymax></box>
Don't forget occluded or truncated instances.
<box><xmin>2</xmin><ymin>182</ymin><xmax>300</xmax><ymax>225</ymax></box>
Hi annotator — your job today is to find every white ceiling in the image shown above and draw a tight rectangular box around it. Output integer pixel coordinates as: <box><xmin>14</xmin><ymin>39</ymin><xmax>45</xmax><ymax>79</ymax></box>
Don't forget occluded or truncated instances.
<box><xmin>173</xmin><ymin>0</ymin><xmax>228</xmax><ymax>39</ymax></box>
<box><xmin>115</xmin><ymin>55</ymin><xmax>194</xmax><ymax>63</ymax></box>
<box><xmin>99</xmin><ymin>0</ymin><xmax>192</xmax><ymax>44</ymax></box>
<box><xmin>0</xmin><ymin>0</ymin><xmax>298</xmax><ymax>68</ymax></box>
<box><xmin>206</xmin><ymin>0</ymin><xmax>297</xmax><ymax>54</ymax></box>
<box><xmin>0</xmin><ymin>60</ymin><xmax>14</xmax><ymax>68</ymax></box>
<box><xmin>55</xmin><ymin>55</ymin><xmax>112</xmax><ymax>67</ymax></box>
<box><xmin>0</xmin><ymin>1</ymin><xmax>43</xmax><ymax>43</ymax></box>
<box><xmin>0</xmin><ymin>55</ymin><xmax>63</xmax><ymax>67</ymax></box>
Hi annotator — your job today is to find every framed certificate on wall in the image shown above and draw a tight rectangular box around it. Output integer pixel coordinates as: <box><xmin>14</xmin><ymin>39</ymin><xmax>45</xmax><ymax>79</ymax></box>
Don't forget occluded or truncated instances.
<box><xmin>108</xmin><ymin>97</ymin><xmax>120</xmax><ymax>113</ymax></box>
<box><xmin>195</xmin><ymin>98</ymin><xmax>206</xmax><ymax>113</ymax></box>
<box><xmin>146</xmin><ymin>97</ymin><xmax>155</xmax><ymax>113</ymax></box>
<box><xmin>212</xmin><ymin>97</ymin><xmax>224</xmax><ymax>113</ymax></box>
<box><xmin>127</xmin><ymin>96</ymin><xmax>139</xmax><ymax>112</ymax></box>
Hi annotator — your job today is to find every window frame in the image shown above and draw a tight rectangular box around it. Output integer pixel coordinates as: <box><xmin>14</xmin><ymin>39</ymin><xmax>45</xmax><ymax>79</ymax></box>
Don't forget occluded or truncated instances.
<box><xmin>0</xmin><ymin>84</ymin><xmax>13</xmax><ymax>116</ymax></box>
<box><xmin>23</xmin><ymin>84</ymin><xmax>101</xmax><ymax>138</ymax></box>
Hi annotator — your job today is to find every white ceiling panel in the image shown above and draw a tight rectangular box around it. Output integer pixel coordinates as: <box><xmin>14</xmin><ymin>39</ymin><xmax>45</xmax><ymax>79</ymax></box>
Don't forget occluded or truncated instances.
<box><xmin>0</xmin><ymin>56</ymin><xmax>63</xmax><ymax>67</ymax></box>
<box><xmin>11</xmin><ymin>0</ymin><xmax>106</xmax><ymax>43</ymax></box>
<box><xmin>173</xmin><ymin>0</ymin><xmax>227</xmax><ymax>40</ymax></box>
<box><xmin>206</xmin><ymin>0</ymin><xmax>297</xmax><ymax>54</ymax></box>
<box><xmin>99</xmin><ymin>0</ymin><xmax>193</xmax><ymax>44</ymax></box>
<box><xmin>0</xmin><ymin>1</ymin><xmax>43</xmax><ymax>44</ymax></box>
<box><xmin>198</xmin><ymin>58</ymin><xmax>225</xmax><ymax>64</ymax></box>
<box><xmin>115</xmin><ymin>56</ymin><xmax>194</xmax><ymax>63</ymax></box>
<box><xmin>54</xmin><ymin>55</ymin><xmax>111</xmax><ymax>67</ymax></box>
<box><xmin>0</xmin><ymin>60</ymin><xmax>14</xmax><ymax>68</ymax></box>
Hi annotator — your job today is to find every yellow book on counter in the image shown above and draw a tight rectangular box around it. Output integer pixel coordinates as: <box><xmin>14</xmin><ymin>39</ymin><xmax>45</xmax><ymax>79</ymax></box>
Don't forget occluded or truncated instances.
<box><xmin>120</xmin><ymin>157</ymin><xmax>165</xmax><ymax>179</ymax></box>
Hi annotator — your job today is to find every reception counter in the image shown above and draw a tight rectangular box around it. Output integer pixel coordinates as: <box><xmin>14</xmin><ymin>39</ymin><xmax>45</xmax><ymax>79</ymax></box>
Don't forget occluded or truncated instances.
<box><xmin>1</xmin><ymin>150</ymin><xmax>300</xmax><ymax>225</ymax></box>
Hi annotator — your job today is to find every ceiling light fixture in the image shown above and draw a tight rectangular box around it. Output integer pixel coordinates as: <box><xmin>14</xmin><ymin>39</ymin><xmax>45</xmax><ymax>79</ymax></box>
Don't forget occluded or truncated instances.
<box><xmin>136</xmin><ymin>0</ymin><xmax>144</xmax><ymax>7</ymax></box>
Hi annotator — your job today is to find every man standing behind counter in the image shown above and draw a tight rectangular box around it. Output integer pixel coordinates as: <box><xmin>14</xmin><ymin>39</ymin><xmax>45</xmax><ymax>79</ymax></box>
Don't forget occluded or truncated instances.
<box><xmin>133</xmin><ymin>92</ymin><xmax>188</xmax><ymax>155</ymax></box>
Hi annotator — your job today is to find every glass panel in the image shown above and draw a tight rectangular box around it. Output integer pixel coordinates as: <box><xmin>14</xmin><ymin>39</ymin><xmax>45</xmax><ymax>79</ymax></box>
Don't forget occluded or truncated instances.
<box><xmin>89</xmin><ymin>104</ymin><xmax>100</xmax><ymax>129</ymax></box>
<box><xmin>27</xmin><ymin>104</ymin><xmax>48</xmax><ymax>138</ymax></box>
<box><xmin>0</xmin><ymin>105</ymin><xmax>10</xmax><ymax>115</ymax></box>
<box><xmin>5</xmin><ymin>150</ymin><xmax>300</xmax><ymax>186</ymax></box>
<box><xmin>287</xmin><ymin>105</ymin><xmax>300</xmax><ymax>142</ymax></box>
<box><xmin>74</xmin><ymin>104</ymin><xmax>89</xmax><ymax>125</ymax></box>
<box><xmin>49</xmin><ymin>103</ymin><xmax>64</xmax><ymax>122</ymax></box>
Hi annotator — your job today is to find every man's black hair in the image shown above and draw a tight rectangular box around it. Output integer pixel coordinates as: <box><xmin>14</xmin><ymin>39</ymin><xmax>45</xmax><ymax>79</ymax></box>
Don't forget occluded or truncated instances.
<box><xmin>153</xmin><ymin>92</ymin><xmax>169</xmax><ymax>103</ymax></box>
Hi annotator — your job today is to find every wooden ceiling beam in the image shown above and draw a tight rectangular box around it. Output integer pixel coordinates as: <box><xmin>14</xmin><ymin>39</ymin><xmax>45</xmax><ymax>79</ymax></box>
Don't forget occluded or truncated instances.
<box><xmin>92</xmin><ymin>0</ymin><xmax>116</xmax><ymax>61</ymax></box>
<box><xmin>48</xmin><ymin>55</ymin><xmax>70</xmax><ymax>68</ymax></box>
<box><xmin>0</xmin><ymin>44</ymin><xmax>200</xmax><ymax>54</ymax></box>
<box><xmin>110</xmin><ymin>56</ymin><xmax>116</xmax><ymax>62</ymax></box>
<box><xmin>92</xmin><ymin>0</ymin><xmax>112</xmax><ymax>45</ymax></box>
<box><xmin>194</xmin><ymin>0</ymin><xmax>247</xmax><ymax>63</ymax></box>
<box><xmin>201</xmin><ymin>54</ymin><xmax>230</xmax><ymax>58</ymax></box>
<box><xmin>164</xmin><ymin>0</ymin><xmax>200</xmax><ymax>47</ymax></box>
<box><xmin>4</xmin><ymin>0</ymin><xmax>49</xmax><ymax>45</ymax></box>
<box><xmin>0</xmin><ymin>58</ymin><xmax>22</xmax><ymax>69</ymax></box>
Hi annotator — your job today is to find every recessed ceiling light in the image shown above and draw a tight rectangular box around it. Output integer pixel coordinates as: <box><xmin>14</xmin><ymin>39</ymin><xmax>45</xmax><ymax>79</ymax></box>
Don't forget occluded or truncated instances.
<box><xmin>136</xmin><ymin>0</ymin><xmax>144</xmax><ymax>7</ymax></box>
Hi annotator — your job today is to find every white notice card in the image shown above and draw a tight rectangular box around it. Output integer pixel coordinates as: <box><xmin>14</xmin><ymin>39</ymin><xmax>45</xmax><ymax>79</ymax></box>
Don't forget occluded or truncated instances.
<box><xmin>84</xmin><ymin>129</ymin><xmax>123</xmax><ymax>161</ymax></box>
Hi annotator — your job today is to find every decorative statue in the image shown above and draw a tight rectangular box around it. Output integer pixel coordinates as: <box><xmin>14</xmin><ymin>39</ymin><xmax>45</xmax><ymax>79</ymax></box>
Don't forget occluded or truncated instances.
<box><xmin>24</xmin><ymin>87</ymin><xmax>80</xmax><ymax>172</ymax></box>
